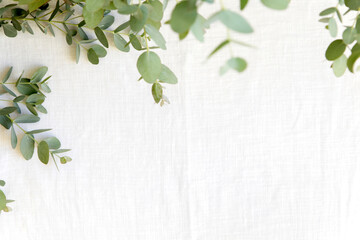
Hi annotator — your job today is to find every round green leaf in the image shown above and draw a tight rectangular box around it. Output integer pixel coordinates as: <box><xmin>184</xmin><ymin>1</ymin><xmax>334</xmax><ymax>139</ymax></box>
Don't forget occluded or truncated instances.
<box><xmin>136</xmin><ymin>51</ymin><xmax>162</xmax><ymax>83</ymax></box>
<box><xmin>325</xmin><ymin>39</ymin><xmax>346</xmax><ymax>61</ymax></box>
<box><xmin>170</xmin><ymin>1</ymin><xmax>197</xmax><ymax>34</ymax></box>
<box><xmin>345</xmin><ymin>0</ymin><xmax>360</xmax><ymax>10</ymax></box>
<box><xmin>91</xmin><ymin>45</ymin><xmax>107</xmax><ymax>58</ymax></box>
<box><xmin>343</xmin><ymin>27</ymin><xmax>356</xmax><ymax>44</ymax></box>
<box><xmin>83</xmin><ymin>6</ymin><xmax>104</xmax><ymax>29</ymax></box>
<box><xmin>226</xmin><ymin>57</ymin><xmax>247</xmax><ymax>72</ymax></box>
<box><xmin>44</xmin><ymin>137</ymin><xmax>61</xmax><ymax>150</ymax></box>
<box><xmin>130</xmin><ymin>5</ymin><xmax>148</xmax><ymax>32</ymax></box>
<box><xmin>261</xmin><ymin>0</ymin><xmax>290</xmax><ymax>10</ymax></box>
<box><xmin>3</xmin><ymin>24</ymin><xmax>17</xmax><ymax>38</ymax></box>
<box><xmin>0</xmin><ymin>190</ymin><xmax>6</xmax><ymax>211</ymax></box>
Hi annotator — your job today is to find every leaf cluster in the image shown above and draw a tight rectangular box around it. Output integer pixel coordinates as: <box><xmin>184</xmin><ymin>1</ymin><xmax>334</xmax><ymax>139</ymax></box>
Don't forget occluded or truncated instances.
<box><xmin>320</xmin><ymin>0</ymin><xmax>360</xmax><ymax>77</ymax></box>
<box><xmin>0</xmin><ymin>0</ymin><xmax>291</xmax><ymax>104</ymax></box>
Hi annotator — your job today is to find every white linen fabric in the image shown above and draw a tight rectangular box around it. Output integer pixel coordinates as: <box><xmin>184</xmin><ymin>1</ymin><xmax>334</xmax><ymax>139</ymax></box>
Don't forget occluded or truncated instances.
<box><xmin>1</xmin><ymin>0</ymin><xmax>360</xmax><ymax>239</ymax></box>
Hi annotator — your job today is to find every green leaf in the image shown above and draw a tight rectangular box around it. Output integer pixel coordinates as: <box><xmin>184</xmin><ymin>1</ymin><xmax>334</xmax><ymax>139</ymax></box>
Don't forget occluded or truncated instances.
<box><xmin>87</xmin><ymin>48</ymin><xmax>99</xmax><ymax>64</ymax></box>
<box><xmin>11</xmin><ymin>126</ymin><xmax>17</xmax><ymax>149</ymax></box>
<box><xmin>0</xmin><ymin>180</ymin><xmax>5</xmax><ymax>187</ymax></box>
<box><xmin>2</xmin><ymin>85</ymin><xmax>16</xmax><ymax>97</ymax></box>
<box><xmin>0</xmin><ymin>115</ymin><xmax>12</xmax><ymax>129</ymax></box>
<box><xmin>152</xmin><ymin>83</ymin><xmax>163</xmax><ymax>103</ymax></box>
<box><xmin>114</xmin><ymin>0</ymin><xmax>138</xmax><ymax>14</ymax></box>
<box><xmin>145</xmin><ymin>24</ymin><xmax>166</xmax><ymax>50</ymax></box>
<box><xmin>76</xmin><ymin>43</ymin><xmax>80</xmax><ymax>64</ymax></box>
<box><xmin>60</xmin><ymin>156</ymin><xmax>72</xmax><ymax>164</ymax></box>
<box><xmin>207</xmin><ymin>10</ymin><xmax>253</xmax><ymax>33</ymax></box>
<box><xmin>94</xmin><ymin>27</ymin><xmax>109</xmax><ymax>48</ymax></box>
<box><xmin>52</xmin><ymin>149</ymin><xmax>71</xmax><ymax>154</ymax></box>
<box><xmin>20</xmin><ymin>134</ymin><xmax>34</xmax><ymax>160</ymax></box>
<box><xmin>345</xmin><ymin>0</ymin><xmax>360</xmax><ymax>10</ymax></box>
<box><xmin>325</xmin><ymin>39</ymin><xmax>346</xmax><ymax>61</ymax></box>
<box><xmin>158</xmin><ymin>65</ymin><xmax>178</xmax><ymax>84</ymax></box>
<box><xmin>261</xmin><ymin>0</ymin><xmax>290</xmax><ymax>10</ymax></box>
<box><xmin>130</xmin><ymin>5</ymin><xmax>148</xmax><ymax>32</ymax></box>
<box><xmin>44</xmin><ymin>137</ymin><xmax>61</xmax><ymax>149</ymax></box>
<box><xmin>0</xmin><ymin>190</ymin><xmax>6</xmax><ymax>211</ymax></box>
<box><xmin>99</xmin><ymin>15</ymin><xmax>114</xmax><ymax>29</ymax></box>
<box><xmin>31</xmin><ymin>66</ymin><xmax>48</xmax><ymax>83</ymax></box>
<box><xmin>170</xmin><ymin>1</ymin><xmax>197</xmax><ymax>34</ymax></box>
<box><xmin>347</xmin><ymin>51</ymin><xmax>360</xmax><ymax>72</ymax></box>
<box><xmin>3</xmin><ymin>24</ymin><xmax>17</xmax><ymax>38</ymax></box>
<box><xmin>332</xmin><ymin>54</ymin><xmax>347</xmax><ymax>77</ymax></box>
<box><xmin>13</xmin><ymin>95</ymin><xmax>25</xmax><ymax>102</ymax></box>
<box><xmin>27</xmin><ymin>129</ymin><xmax>52</xmax><ymax>134</ymax></box>
<box><xmin>17</xmin><ymin>78</ymin><xmax>37</xmax><ymax>96</ymax></box>
<box><xmin>2</xmin><ymin>67</ymin><xmax>12</xmax><ymax>83</ymax></box>
<box><xmin>136</xmin><ymin>51</ymin><xmax>162</xmax><ymax>83</ymax></box>
<box><xmin>328</xmin><ymin>18</ymin><xmax>337</xmax><ymax>37</ymax></box>
<box><xmin>0</xmin><ymin>107</ymin><xmax>17</xmax><ymax>115</ymax></box>
<box><xmin>226</xmin><ymin>57</ymin><xmax>247</xmax><ymax>72</ymax></box>
<box><xmin>83</xmin><ymin>6</ymin><xmax>104</xmax><ymax>29</ymax></box>
<box><xmin>190</xmin><ymin>14</ymin><xmax>208</xmax><ymax>42</ymax></box>
<box><xmin>208</xmin><ymin>39</ymin><xmax>230</xmax><ymax>58</ymax></box>
<box><xmin>240</xmin><ymin>0</ymin><xmax>249</xmax><ymax>10</ymax></box>
<box><xmin>90</xmin><ymin>45</ymin><xmax>107</xmax><ymax>58</ymax></box>
<box><xmin>319</xmin><ymin>7</ymin><xmax>337</xmax><ymax>16</ymax></box>
<box><xmin>342</xmin><ymin>27</ymin><xmax>356</xmax><ymax>44</ymax></box>
<box><xmin>38</xmin><ymin>141</ymin><xmax>49</xmax><ymax>164</ymax></box>
<box><xmin>85</xmin><ymin>0</ymin><xmax>105</xmax><ymax>12</ymax></box>
<box><xmin>26</xmin><ymin>94</ymin><xmax>45</xmax><ymax>105</ymax></box>
<box><xmin>14</xmin><ymin>114</ymin><xmax>40</xmax><ymax>123</ymax></box>
<box><xmin>114</xmin><ymin>33</ymin><xmax>130</xmax><ymax>52</ymax></box>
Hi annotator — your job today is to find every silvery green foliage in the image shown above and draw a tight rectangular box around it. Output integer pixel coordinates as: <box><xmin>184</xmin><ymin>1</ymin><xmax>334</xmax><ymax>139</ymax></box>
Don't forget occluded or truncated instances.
<box><xmin>320</xmin><ymin>0</ymin><xmax>360</xmax><ymax>77</ymax></box>
<box><xmin>0</xmin><ymin>0</ymin><xmax>290</xmax><ymax>105</ymax></box>
<box><xmin>0</xmin><ymin>67</ymin><xmax>72</xmax><ymax>212</ymax></box>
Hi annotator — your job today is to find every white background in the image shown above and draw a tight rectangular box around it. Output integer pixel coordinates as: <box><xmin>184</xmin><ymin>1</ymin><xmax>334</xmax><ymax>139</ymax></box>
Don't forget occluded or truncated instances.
<box><xmin>1</xmin><ymin>0</ymin><xmax>360</xmax><ymax>239</ymax></box>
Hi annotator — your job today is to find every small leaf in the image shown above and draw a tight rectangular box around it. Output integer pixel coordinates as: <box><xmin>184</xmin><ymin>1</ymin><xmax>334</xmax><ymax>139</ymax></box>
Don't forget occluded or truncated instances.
<box><xmin>87</xmin><ymin>48</ymin><xmax>99</xmax><ymax>64</ymax></box>
<box><xmin>38</xmin><ymin>141</ymin><xmax>49</xmax><ymax>164</ymax></box>
<box><xmin>20</xmin><ymin>134</ymin><xmax>35</xmax><ymax>160</ymax></box>
<box><xmin>94</xmin><ymin>27</ymin><xmax>109</xmax><ymax>48</ymax></box>
<box><xmin>328</xmin><ymin>18</ymin><xmax>337</xmax><ymax>37</ymax></box>
<box><xmin>208</xmin><ymin>40</ymin><xmax>230</xmax><ymax>58</ymax></box>
<box><xmin>11</xmin><ymin>126</ymin><xmax>17</xmax><ymax>149</ymax></box>
<box><xmin>114</xmin><ymin>33</ymin><xmax>130</xmax><ymax>52</ymax></box>
<box><xmin>158</xmin><ymin>65</ymin><xmax>178</xmax><ymax>84</ymax></box>
<box><xmin>261</xmin><ymin>0</ymin><xmax>290</xmax><ymax>10</ymax></box>
<box><xmin>325</xmin><ymin>39</ymin><xmax>346</xmax><ymax>61</ymax></box>
<box><xmin>152</xmin><ymin>83</ymin><xmax>163</xmax><ymax>103</ymax></box>
<box><xmin>0</xmin><ymin>107</ymin><xmax>17</xmax><ymax>115</ymax></box>
<box><xmin>44</xmin><ymin>137</ymin><xmax>61</xmax><ymax>149</ymax></box>
<box><xmin>14</xmin><ymin>115</ymin><xmax>40</xmax><ymax>123</ymax></box>
<box><xmin>332</xmin><ymin>54</ymin><xmax>347</xmax><ymax>77</ymax></box>
<box><xmin>240</xmin><ymin>0</ymin><xmax>249</xmax><ymax>10</ymax></box>
<box><xmin>319</xmin><ymin>7</ymin><xmax>337</xmax><ymax>16</ymax></box>
<box><xmin>145</xmin><ymin>24</ymin><xmax>166</xmax><ymax>50</ymax></box>
<box><xmin>27</xmin><ymin>129</ymin><xmax>52</xmax><ymax>134</ymax></box>
<box><xmin>2</xmin><ymin>67</ymin><xmax>12</xmax><ymax>83</ymax></box>
<box><xmin>31</xmin><ymin>66</ymin><xmax>48</xmax><ymax>83</ymax></box>
<box><xmin>226</xmin><ymin>57</ymin><xmax>247</xmax><ymax>72</ymax></box>
<box><xmin>3</xmin><ymin>24</ymin><xmax>17</xmax><ymax>38</ymax></box>
<box><xmin>207</xmin><ymin>10</ymin><xmax>253</xmax><ymax>33</ymax></box>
